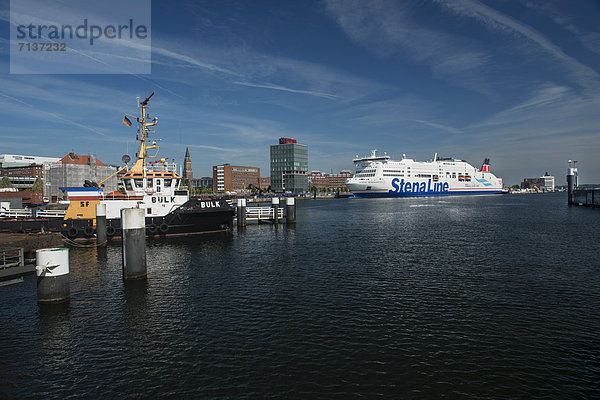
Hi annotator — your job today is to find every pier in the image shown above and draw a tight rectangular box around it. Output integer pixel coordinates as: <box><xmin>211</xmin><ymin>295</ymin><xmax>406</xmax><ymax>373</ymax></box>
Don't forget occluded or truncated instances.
<box><xmin>571</xmin><ymin>189</ymin><xmax>600</xmax><ymax>207</ymax></box>
<box><xmin>235</xmin><ymin>203</ymin><xmax>285</xmax><ymax>223</ymax></box>
<box><xmin>233</xmin><ymin>198</ymin><xmax>293</xmax><ymax>224</ymax></box>
<box><xmin>0</xmin><ymin>233</ymin><xmax>64</xmax><ymax>280</ymax></box>
<box><xmin>566</xmin><ymin>160</ymin><xmax>599</xmax><ymax>208</ymax></box>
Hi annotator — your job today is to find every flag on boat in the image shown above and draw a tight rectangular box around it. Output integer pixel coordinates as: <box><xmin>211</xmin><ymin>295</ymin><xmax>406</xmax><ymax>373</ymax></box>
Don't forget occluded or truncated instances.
<box><xmin>123</xmin><ymin>116</ymin><xmax>132</xmax><ymax>127</ymax></box>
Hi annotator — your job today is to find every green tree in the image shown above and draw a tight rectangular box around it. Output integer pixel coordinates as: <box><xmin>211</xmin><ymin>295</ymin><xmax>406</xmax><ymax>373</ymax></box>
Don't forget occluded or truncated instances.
<box><xmin>0</xmin><ymin>176</ymin><xmax>13</xmax><ymax>189</ymax></box>
<box><xmin>32</xmin><ymin>177</ymin><xmax>44</xmax><ymax>192</ymax></box>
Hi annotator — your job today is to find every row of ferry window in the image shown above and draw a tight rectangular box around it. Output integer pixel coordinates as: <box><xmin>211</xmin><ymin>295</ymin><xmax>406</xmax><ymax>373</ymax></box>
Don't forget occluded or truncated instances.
<box><xmin>377</xmin><ymin>170</ymin><xmax>473</xmax><ymax>182</ymax></box>
<box><xmin>124</xmin><ymin>178</ymin><xmax>180</xmax><ymax>191</ymax></box>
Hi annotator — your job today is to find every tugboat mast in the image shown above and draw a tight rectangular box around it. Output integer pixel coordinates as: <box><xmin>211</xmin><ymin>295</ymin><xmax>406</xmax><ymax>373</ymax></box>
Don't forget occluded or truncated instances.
<box><xmin>131</xmin><ymin>92</ymin><xmax>159</xmax><ymax>173</ymax></box>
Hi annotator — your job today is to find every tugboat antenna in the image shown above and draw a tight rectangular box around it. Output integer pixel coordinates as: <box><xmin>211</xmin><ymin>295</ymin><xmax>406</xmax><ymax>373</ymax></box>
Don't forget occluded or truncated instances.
<box><xmin>140</xmin><ymin>92</ymin><xmax>154</xmax><ymax>106</ymax></box>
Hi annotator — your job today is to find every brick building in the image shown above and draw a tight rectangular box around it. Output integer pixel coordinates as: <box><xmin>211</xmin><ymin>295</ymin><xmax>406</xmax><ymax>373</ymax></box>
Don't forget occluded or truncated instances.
<box><xmin>308</xmin><ymin>170</ymin><xmax>353</xmax><ymax>190</ymax></box>
<box><xmin>213</xmin><ymin>164</ymin><xmax>260</xmax><ymax>192</ymax></box>
<box><xmin>259</xmin><ymin>177</ymin><xmax>271</xmax><ymax>190</ymax></box>
<box><xmin>0</xmin><ymin>164</ymin><xmax>44</xmax><ymax>189</ymax></box>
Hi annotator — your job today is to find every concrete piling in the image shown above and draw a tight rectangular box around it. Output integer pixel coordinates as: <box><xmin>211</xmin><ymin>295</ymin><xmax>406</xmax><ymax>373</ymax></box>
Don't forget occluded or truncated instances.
<box><xmin>237</xmin><ymin>198</ymin><xmax>246</xmax><ymax>227</ymax></box>
<box><xmin>96</xmin><ymin>203</ymin><xmax>107</xmax><ymax>245</ymax></box>
<box><xmin>36</xmin><ymin>247</ymin><xmax>70</xmax><ymax>304</ymax></box>
<box><xmin>121</xmin><ymin>208</ymin><xmax>147</xmax><ymax>281</ymax></box>
<box><xmin>271</xmin><ymin>197</ymin><xmax>280</xmax><ymax>224</ymax></box>
<box><xmin>286</xmin><ymin>197</ymin><xmax>296</xmax><ymax>224</ymax></box>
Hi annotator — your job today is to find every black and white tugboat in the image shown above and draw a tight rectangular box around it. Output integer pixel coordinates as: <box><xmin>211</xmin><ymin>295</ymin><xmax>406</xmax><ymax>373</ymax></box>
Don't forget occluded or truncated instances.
<box><xmin>0</xmin><ymin>93</ymin><xmax>235</xmax><ymax>239</ymax></box>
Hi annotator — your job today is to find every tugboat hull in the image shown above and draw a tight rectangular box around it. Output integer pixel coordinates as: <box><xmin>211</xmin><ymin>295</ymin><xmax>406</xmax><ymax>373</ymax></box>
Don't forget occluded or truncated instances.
<box><xmin>0</xmin><ymin>199</ymin><xmax>235</xmax><ymax>240</ymax></box>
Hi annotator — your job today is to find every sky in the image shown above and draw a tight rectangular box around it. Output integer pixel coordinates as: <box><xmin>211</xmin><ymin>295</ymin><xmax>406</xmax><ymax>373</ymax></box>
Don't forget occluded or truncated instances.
<box><xmin>1</xmin><ymin>0</ymin><xmax>599</xmax><ymax>186</ymax></box>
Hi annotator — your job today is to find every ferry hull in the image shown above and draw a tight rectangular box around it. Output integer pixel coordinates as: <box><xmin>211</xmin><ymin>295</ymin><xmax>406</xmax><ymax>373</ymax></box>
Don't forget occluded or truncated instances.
<box><xmin>351</xmin><ymin>189</ymin><xmax>504</xmax><ymax>198</ymax></box>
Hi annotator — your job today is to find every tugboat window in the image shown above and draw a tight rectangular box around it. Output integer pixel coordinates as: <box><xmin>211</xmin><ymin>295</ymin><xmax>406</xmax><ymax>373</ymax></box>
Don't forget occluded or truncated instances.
<box><xmin>147</xmin><ymin>178</ymin><xmax>153</xmax><ymax>188</ymax></box>
<box><xmin>124</xmin><ymin>180</ymin><xmax>133</xmax><ymax>191</ymax></box>
<box><xmin>164</xmin><ymin>178</ymin><xmax>172</xmax><ymax>187</ymax></box>
<box><xmin>134</xmin><ymin>179</ymin><xmax>143</xmax><ymax>188</ymax></box>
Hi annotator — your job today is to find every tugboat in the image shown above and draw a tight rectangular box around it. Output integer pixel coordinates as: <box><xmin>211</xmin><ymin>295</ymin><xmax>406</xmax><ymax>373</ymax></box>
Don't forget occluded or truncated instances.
<box><xmin>0</xmin><ymin>93</ymin><xmax>235</xmax><ymax>239</ymax></box>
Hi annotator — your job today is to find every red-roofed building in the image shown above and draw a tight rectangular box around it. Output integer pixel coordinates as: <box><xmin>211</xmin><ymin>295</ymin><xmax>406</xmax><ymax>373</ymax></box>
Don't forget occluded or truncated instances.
<box><xmin>59</xmin><ymin>153</ymin><xmax>106</xmax><ymax>166</ymax></box>
<box><xmin>48</xmin><ymin>153</ymin><xmax>117</xmax><ymax>201</ymax></box>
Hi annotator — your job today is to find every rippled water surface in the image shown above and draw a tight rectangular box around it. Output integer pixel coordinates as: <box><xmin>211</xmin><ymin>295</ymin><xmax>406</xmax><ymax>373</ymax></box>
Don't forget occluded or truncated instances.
<box><xmin>2</xmin><ymin>193</ymin><xmax>600</xmax><ymax>398</ymax></box>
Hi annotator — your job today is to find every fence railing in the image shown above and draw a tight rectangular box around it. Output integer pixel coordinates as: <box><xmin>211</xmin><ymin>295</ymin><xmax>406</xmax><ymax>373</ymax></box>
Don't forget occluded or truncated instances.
<box><xmin>243</xmin><ymin>206</ymin><xmax>284</xmax><ymax>221</ymax></box>
<box><xmin>0</xmin><ymin>248</ymin><xmax>24</xmax><ymax>269</ymax></box>
<box><xmin>36</xmin><ymin>209</ymin><xmax>66</xmax><ymax>218</ymax></box>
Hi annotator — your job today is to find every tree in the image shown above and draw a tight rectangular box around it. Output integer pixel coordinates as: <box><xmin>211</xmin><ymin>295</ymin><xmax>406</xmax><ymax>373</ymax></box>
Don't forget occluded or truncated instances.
<box><xmin>0</xmin><ymin>176</ymin><xmax>13</xmax><ymax>189</ymax></box>
<box><xmin>32</xmin><ymin>177</ymin><xmax>44</xmax><ymax>192</ymax></box>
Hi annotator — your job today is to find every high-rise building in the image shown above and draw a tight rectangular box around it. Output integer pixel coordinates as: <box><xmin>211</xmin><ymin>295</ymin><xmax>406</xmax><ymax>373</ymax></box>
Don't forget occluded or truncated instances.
<box><xmin>270</xmin><ymin>138</ymin><xmax>308</xmax><ymax>193</ymax></box>
<box><xmin>212</xmin><ymin>164</ymin><xmax>260</xmax><ymax>192</ymax></box>
<box><xmin>183</xmin><ymin>147</ymin><xmax>193</xmax><ymax>181</ymax></box>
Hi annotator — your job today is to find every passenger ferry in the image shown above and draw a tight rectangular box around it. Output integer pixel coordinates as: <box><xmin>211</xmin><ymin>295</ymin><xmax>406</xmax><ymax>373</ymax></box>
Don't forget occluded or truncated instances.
<box><xmin>346</xmin><ymin>150</ymin><xmax>503</xmax><ymax>197</ymax></box>
<box><xmin>0</xmin><ymin>93</ymin><xmax>234</xmax><ymax>239</ymax></box>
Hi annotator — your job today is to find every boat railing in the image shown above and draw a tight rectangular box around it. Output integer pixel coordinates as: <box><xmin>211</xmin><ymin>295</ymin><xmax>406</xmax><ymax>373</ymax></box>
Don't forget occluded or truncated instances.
<box><xmin>0</xmin><ymin>209</ymin><xmax>32</xmax><ymax>218</ymax></box>
<box><xmin>101</xmin><ymin>193</ymin><xmax>144</xmax><ymax>201</ymax></box>
<box><xmin>143</xmin><ymin>162</ymin><xmax>178</xmax><ymax>173</ymax></box>
<box><xmin>0</xmin><ymin>208</ymin><xmax>67</xmax><ymax>219</ymax></box>
<box><xmin>36</xmin><ymin>209</ymin><xmax>66</xmax><ymax>218</ymax></box>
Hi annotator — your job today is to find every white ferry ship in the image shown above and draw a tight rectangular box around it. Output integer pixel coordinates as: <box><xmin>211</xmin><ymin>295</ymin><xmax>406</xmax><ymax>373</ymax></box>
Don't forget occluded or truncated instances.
<box><xmin>346</xmin><ymin>150</ymin><xmax>503</xmax><ymax>197</ymax></box>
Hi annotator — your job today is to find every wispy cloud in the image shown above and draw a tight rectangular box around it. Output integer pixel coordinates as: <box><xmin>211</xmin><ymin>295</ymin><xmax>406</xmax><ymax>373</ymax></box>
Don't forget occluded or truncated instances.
<box><xmin>0</xmin><ymin>91</ymin><xmax>107</xmax><ymax>136</ymax></box>
<box><xmin>324</xmin><ymin>0</ymin><xmax>495</xmax><ymax>95</ymax></box>
<box><xmin>433</xmin><ymin>0</ymin><xmax>600</xmax><ymax>93</ymax></box>
<box><xmin>408</xmin><ymin>119</ymin><xmax>462</xmax><ymax>134</ymax></box>
<box><xmin>233</xmin><ymin>81</ymin><xmax>342</xmax><ymax>100</ymax></box>
<box><xmin>524</xmin><ymin>1</ymin><xmax>600</xmax><ymax>55</ymax></box>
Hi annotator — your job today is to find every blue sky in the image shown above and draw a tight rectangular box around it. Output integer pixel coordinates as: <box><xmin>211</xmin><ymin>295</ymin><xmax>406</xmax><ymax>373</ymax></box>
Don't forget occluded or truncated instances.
<box><xmin>1</xmin><ymin>0</ymin><xmax>599</xmax><ymax>185</ymax></box>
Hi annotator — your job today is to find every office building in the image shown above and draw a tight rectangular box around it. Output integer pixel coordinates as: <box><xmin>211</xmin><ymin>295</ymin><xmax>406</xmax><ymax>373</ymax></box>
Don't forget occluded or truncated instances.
<box><xmin>0</xmin><ymin>154</ymin><xmax>60</xmax><ymax>167</ymax></box>
<box><xmin>521</xmin><ymin>172</ymin><xmax>555</xmax><ymax>192</ymax></box>
<box><xmin>259</xmin><ymin>177</ymin><xmax>271</xmax><ymax>190</ymax></box>
<box><xmin>0</xmin><ymin>154</ymin><xmax>61</xmax><ymax>199</ymax></box>
<box><xmin>189</xmin><ymin>177</ymin><xmax>213</xmax><ymax>191</ymax></box>
<box><xmin>0</xmin><ymin>164</ymin><xmax>44</xmax><ymax>189</ymax></box>
<box><xmin>212</xmin><ymin>164</ymin><xmax>260</xmax><ymax>192</ymax></box>
<box><xmin>270</xmin><ymin>137</ymin><xmax>308</xmax><ymax>193</ymax></box>
<box><xmin>308</xmin><ymin>170</ymin><xmax>353</xmax><ymax>190</ymax></box>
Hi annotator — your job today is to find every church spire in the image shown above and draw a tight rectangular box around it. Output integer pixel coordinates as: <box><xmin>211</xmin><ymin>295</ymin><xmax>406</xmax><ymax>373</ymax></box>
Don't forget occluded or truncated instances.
<box><xmin>183</xmin><ymin>147</ymin><xmax>193</xmax><ymax>180</ymax></box>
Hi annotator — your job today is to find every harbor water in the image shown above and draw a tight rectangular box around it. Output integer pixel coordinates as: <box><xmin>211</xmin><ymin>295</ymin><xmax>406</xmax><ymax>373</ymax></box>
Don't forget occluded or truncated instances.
<box><xmin>1</xmin><ymin>193</ymin><xmax>599</xmax><ymax>398</ymax></box>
